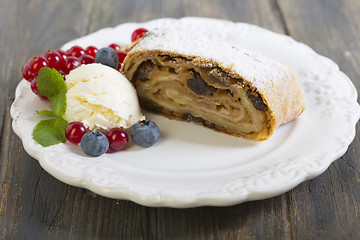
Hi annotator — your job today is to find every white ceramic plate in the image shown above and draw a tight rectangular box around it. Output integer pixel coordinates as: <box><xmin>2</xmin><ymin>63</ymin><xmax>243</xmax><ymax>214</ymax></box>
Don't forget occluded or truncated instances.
<box><xmin>11</xmin><ymin>17</ymin><xmax>360</xmax><ymax>207</ymax></box>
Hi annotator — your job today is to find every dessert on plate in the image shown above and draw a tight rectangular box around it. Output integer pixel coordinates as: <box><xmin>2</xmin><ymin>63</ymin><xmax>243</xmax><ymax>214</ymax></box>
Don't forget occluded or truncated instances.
<box><xmin>122</xmin><ymin>28</ymin><xmax>305</xmax><ymax>141</ymax></box>
<box><xmin>21</xmin><ymin>39</ymin><xmax>160</xmax><ymax>156</ymax></box>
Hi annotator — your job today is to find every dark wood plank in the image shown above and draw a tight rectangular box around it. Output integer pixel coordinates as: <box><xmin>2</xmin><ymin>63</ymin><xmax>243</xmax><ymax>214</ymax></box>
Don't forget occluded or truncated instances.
<box><xmin>277</xmin><ymin>0</ymin><xmax>360</xmax><ymax>239</ymax></box>
<box><xmin>0</xmin><ymin>0</ymin><xmax>99</xmax><ymax>238</ymax></box>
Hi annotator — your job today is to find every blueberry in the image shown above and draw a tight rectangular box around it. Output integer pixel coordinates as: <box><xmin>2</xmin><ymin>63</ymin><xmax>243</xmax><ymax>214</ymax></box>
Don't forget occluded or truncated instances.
<box><xmin>94</xmin><ymin>47</ymin><xmax>119</xmax><ymax>69</ymax></box>
<box><xmin>80</xmin><ymin>131</ymin><xmax>109</xmax><ymax>157</ymax></box>
<box><xmin>131</xmin><ymin>120</ymin><xmax>160</xmax><ymax>148</ymax></box>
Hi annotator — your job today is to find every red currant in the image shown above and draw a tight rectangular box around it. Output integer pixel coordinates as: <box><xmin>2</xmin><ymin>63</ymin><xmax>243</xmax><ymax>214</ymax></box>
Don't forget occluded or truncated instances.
<box><xmin>58</xmin><ymin>70</ymin><xmax>67</xmax><ymax>80</ymax></box>
<box><xmin>22</xmin><ymin>63</ymin><xmax>33</xmax><ymax>82</ymax></box>
<box><xmin>30</xmin><ymin>78</ymin><xmax>39</xmax><ymax>93</ymax></box>
<box><xmin>30</xmin><ymin>78</ymin><xmax>48</xmax><ymax>100</ymax></box>
<box><xmin>84</xmin><ymin>46</ymin><xmax>98</xmax><ymax>58</ymax></box>
<box><xmin>27</xmin><ymin>55</ymin><xmax>50</xmax><ymax>78</ymax></box>
<box><xmin>117</xmin><ymin>51</ymin><xmax>127</xmax><ymax>63</ymax></box>
<box><xmin>42</xmin><ymin>49</ymin><xmax>65</xmax><ymax>71</ymax></box>
<box><xmin>106</xmin><ymin>128</ymin><xmax>128</xmax><ymax>151</ymax></box>
<box><xmin>116</xmin><ymin>64</ymin><xmax>122</xmax><ymax>71</ymax></box>
<box><xmin>57</xmin><ymin>49</ymin><xmax>68</xmax><ymax>60</ymax></box>
<box><xmin>65</xmin><ymin>121</ymin><xmax>87</xmax><ymax>144</ymax></box>
<box><xmin>131</xmin><ymin>28</ymin><xmax>148</xmax><ymax>42</ymax></box>
<box><xmin>64</xmin><ymin>56</ymin><xmax>81</xmax><ymax>74</ymax></box>
<box><xmin>108</xmin><ymin>43</ymin><xmax>121</xmax><ymax>51</ymax></box>
<box><xmin>78</xmin><ymin>54</ymin><xmax>95</xmax><ymax>65</ymax></box>
<box><xmin>66</xmin><ymin>46</ymin><xmax>85</xmax><ymax>58</ymax></box>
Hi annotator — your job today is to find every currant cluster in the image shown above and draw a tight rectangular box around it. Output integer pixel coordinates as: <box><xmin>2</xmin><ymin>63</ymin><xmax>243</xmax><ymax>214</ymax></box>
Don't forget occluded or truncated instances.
<box><xmin>21</xmin><ymin>46</ymin><xmax>95</xmax><ymax>99</ymax></box>
<box><xmin>21</xmin><ymin>27</ymin><xmax>149</xmax><ymax>99</ymax></box>
<box><xmin>65</xmin><ymin>119</ymin><xmax>160</xmax><ymax>157</ymax></box>
<box><xmin>65</xmin><ymin>121</ymin><xmax>129</xmax><ymax>156</ymax></box>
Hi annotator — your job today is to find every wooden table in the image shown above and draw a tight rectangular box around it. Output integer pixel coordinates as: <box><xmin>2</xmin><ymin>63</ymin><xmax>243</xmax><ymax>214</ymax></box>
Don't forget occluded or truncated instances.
<box><xmin>1</xmin><ymin>0</ymin><xmax>359</xmax><ymax>239</ymax></box>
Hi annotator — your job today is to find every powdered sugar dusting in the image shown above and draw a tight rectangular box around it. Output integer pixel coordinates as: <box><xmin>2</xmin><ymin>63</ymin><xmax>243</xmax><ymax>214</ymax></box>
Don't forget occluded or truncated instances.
<box><xmin>131</xmin><ymin>28</ymin><xmax>292</xmax><ymax>93</ymax></box>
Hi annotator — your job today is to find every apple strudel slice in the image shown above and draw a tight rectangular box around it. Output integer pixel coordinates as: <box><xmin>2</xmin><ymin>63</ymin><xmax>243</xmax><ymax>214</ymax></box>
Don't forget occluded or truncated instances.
<box><xmin>122</xmin><ymin>28</ymin><xmax>305</xmax><ymax>141</ymax></box>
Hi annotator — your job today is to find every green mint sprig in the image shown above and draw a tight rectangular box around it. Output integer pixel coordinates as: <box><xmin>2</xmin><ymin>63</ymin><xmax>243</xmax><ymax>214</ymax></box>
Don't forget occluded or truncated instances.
<box><xmin>32</xmin><ymin>68</ymin><xmax>68</xmax><ymax>147</ymax></box>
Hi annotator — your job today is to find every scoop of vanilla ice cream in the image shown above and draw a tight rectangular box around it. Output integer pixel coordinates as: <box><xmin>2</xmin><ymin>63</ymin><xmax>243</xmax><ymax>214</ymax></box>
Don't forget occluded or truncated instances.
<box><xmin>62</xmin><ymin>63</ymin><xmax>145</xmax><ymax>130</ymax></box>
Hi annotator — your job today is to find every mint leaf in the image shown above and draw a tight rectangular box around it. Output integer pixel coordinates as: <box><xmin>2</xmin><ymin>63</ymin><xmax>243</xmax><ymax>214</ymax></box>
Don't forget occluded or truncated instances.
<box><xmin>36</xmin><ymin>110</ymin><xmax>58</xmax><ymax>118</ymax></box>
<box><xmin>33</xmin><ymin>117</ymin><xmax>68</xmax><ymax>147</ymax></box>
<box><xmin>37</xmin><ymin>68</ymin><xmax>67</xmax><ymax>117</ymax></box>
<box><xmin>33</xmin><ymin>68</ymin><xmax>69</xmax><ymax>147</ymax></box>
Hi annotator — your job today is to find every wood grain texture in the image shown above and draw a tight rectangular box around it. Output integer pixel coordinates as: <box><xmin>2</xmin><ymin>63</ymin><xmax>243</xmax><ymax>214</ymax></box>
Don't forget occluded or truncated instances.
<box><xmin>277</xmin><ymin>0</ymin><xmax>360</xmax><ymax>239</ymax></box>
<box><xmin>0</xmin><ymin>0</ymin><xmax>359</xmax><ymax>239</ymax></box>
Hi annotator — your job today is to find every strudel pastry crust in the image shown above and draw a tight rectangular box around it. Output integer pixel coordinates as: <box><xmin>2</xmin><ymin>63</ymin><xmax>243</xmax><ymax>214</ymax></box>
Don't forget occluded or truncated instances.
<box><xmin>122</xmin><ymin>28</ymin><xmax>305</xmax><ymax>141</ymax></box>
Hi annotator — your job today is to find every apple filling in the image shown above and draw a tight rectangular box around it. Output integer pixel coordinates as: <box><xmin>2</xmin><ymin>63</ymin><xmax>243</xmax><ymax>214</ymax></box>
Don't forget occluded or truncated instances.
<box><xmin>124</xmin><ymin>54</ymin><xmax>271</xmax><ymax>139</ymax></box>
